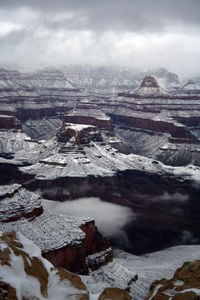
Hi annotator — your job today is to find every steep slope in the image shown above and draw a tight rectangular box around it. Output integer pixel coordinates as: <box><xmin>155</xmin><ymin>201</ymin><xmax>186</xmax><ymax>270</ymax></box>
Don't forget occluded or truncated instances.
<box><xmin>0</xmin><ymin>231</ymin><xmax>90</xmax><ymax>300</ymax></box>
<box><xmin>0</xmin><ymin>231</ymin><xmax>131</xmax><ymax>300</ymax></box>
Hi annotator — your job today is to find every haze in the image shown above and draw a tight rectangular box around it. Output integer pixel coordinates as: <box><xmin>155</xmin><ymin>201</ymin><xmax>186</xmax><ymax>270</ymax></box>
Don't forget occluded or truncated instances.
<box><xmin>0</xmin><ymin>0</ymin><xmax>200</xmax><ymax>76</ymax></box>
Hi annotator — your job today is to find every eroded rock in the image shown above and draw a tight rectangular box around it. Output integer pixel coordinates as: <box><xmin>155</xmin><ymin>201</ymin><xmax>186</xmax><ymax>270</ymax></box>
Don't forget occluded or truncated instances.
<box><xmin>146</xmin><ymin>260</ymin><xmax>200</xmax><ymax>299</ymax></box>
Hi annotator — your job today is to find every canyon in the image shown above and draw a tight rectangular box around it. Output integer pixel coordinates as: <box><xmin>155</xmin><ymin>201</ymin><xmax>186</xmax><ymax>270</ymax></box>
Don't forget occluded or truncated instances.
<box><xmin>0</xmin><ymin>66</ymin><xmax>200</xmax><ymax>298</ymax></box>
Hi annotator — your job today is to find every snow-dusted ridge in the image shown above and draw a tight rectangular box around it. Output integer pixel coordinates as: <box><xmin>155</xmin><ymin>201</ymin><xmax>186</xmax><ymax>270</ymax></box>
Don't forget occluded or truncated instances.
<box><xmin>0</xmin><ymin>210</ymin><xmax>90</xmax><ymax>252</ymax></box>
<box><xmin>1</xmin><ymin>128</ymin><xmax>199</xmax><ymax>182</ymax></box>
<box><xmin>0</xmin><ymin>184</ymin><xmax>41</xmax><ymax>222</ymax></box>
<box><xmin>18</xmin><ymin>139</ymin><xmax>200</xmax><ymax>183</ymax></box>
<box><xmin>0</xmin><ymin>183</ymin><xmax>92</xmax><ymax>251</ymax></box>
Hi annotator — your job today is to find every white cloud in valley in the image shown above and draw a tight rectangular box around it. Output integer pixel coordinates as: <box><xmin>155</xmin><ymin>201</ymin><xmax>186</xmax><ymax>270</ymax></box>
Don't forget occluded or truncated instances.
<box><xmin>42</xmin><ymin>197</ymin><xmax>135</xmax><ymax>239</ymax></box>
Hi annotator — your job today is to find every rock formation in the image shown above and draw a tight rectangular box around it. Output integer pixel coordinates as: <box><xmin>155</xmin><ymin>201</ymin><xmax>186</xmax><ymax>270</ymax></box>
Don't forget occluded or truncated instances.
<box><xmin>0</xmin><ymin>115</ymin><xmax>21</xmax><ymax>130</ymax></box>
<box><xmin>64</xmin><ymin>99</ymin><xmax>112</xmax><ymax>129</ymax></box>
<box><xmin>1</xmin><ymin>67</ymin><xmax>200</xmax><ymax>166</ymax></box>
<box><xmin>0</xmin><ymin>231</ymin><xmax>131</xmax><ymax>299</ymax></box>
<box><xmin>57</xmin><ymin>123</ymin><xmax>103</xmax><ymax>145</ymax></box>
<box><xmin>183</xmin><ymin>79</ymin><xmax>200</xmax><ymax>95</ymax></box>
<box><xmin>101</xmin><ymin>76</ymin><xmax>200</xmax><ymax>166</ymax></box>
<box><xmin>0</xmin><ymin>184</ymin><xmax>113</xmax><ymax>274</ymax></box>
<box><xmin>98</xmin><ymin>288</ymin><xmax>131</xmax><ymax>300</ymax></box>
<box><xmin>0</xmin><ymin>231</ymin><xmax>90</xmax><ymax>300</ymax></box>
<box><xmin>146</xmin><ymin>259</ymin><xmax>200</xmax><ymax>299</ymax></box>
<box><xmin>119</xmin><ymin>76</ymin><xmax>170</xmax><ymax>98</ymax></box>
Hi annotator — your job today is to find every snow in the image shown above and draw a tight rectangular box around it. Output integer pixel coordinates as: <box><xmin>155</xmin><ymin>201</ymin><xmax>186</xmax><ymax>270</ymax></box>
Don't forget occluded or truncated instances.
<box><xmin>18</xmin><ymin>138</ymin><xmax>200</xmax><ymax>183</ymax></box>
<box><xmin>0</xmin><ymin>188</ymin><xmax>41</xmax><ymax>221</ymax></box>
<box><xmin>0</xmin><ymin>231</ymin><xmax>89</xmax><ymax>300</ymax></box>
<box><xmin>0</xmin><ymin>130</ymin><xmax>32</xmax><ymax>153</ymax></box>
<box><xmin>0</xmin><ymin>209</ymin><xmax>92</xmax><ymax>252</ymax></box>
<box><xmin>114</xmin><ymin>245</ymin><xmax>200</xmax><ymax>299</ymax></box>
<box><xmin>65</xmin><ymin>123</ymin><xmax>95</xmax><ymax>132</ymax></box>
<box><xmin>0</xmin><ymin>114</ymin><xmax>14</xmax><ymax>118</ymax></box>
<box><xmin>81</xmin><ymin>260</ymin><xmax>136</xmax><ymax>296</ymax></box>
<box><xmin>0</xmin><ymin>183</ymin><xmax>21</xmax><ymax>197</ymax></box>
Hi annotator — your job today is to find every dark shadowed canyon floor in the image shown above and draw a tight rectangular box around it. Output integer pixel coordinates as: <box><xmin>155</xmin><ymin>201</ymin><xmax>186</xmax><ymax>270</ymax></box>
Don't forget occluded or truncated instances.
<box><xmin>1</xmin><ymin>162</ymin><xmax>200</xmax><ymax>255</ymax></box>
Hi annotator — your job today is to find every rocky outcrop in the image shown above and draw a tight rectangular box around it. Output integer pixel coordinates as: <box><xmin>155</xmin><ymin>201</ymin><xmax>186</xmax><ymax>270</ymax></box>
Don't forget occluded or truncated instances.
<box><xmin>0</xmin><ymin>231</ymin><xmax>90</xmax><ymax>299</ymax></box>
<box><xmin>183</xmin><ymin>79</ymin><xmax>200</xmax><ymax>95</ymax></box>
<box><xmin>0</xmin><ymin>231</ymin><xmax>130</xmax><ymax>299</ymax></box>
<box><xmin>141</xmin><ymin>76</ymin><xmax>160</xmax><ymax>88</ymax></box>
<box><xmin>0</xmin><ymin>184</ymin><xmax>43</xmax><ymax>222</ymax></box>
<box><xmin>98</xmin><ymin>288</ymin><xmax>131</xmax><ymax>300</ymax></box>
<box><xmin>16</xmin><ymin>106</ymin><xmax>63</xmax><ymax>122</ymax></box>
<box><xmin>146</xmin><ymin>259</ymin><xmax>200</xmax><ymax>300</ymax></box>
<box><xmin>0</xmin><ymin>114</ymin><xmax>21</xmax><ymax>129</ymax></box>
<box><xmin>64</xmin><ymin>115</ymin><xmax>111</xmax><ymax>129</ymax></box>
<box><xmin>43</xmin><ymin>221</ymin><xmax>113</xmax><ymax>274</ymax></box>
<box><xmin>119</xmin><ymin>76</ymin><xmax>170</xmax><ymax>98</ymax></box>
<box><xmin>57</xmin><ymin>123</ymin><xmax>103</xmax><ymax>145</ymax></box>
<box><xmin>0</xmin><ymin>184</ymin><xmax>113</xmax><ymax>274</ymax></box>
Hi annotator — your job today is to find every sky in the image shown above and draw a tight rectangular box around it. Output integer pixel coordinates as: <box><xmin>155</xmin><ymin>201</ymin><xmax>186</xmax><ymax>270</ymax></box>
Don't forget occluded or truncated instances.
<box><xmin>0</xmin><ymin>0</ymin><xmax>200</xmax><ymax>76</ymax></box>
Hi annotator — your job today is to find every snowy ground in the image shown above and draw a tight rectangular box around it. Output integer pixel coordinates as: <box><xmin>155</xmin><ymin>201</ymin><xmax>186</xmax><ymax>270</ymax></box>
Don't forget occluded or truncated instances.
<box><xmin>113</xmin><ymin>245</ymin><xmax>200</xmax><ymax>299</ymax></box>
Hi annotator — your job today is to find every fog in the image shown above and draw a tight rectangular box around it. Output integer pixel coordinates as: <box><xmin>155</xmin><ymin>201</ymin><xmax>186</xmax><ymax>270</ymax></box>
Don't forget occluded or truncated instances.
<box><xmin>152</xmin><ymin>192</ymin><xmax>189</xmax><ymax>203</ymax></box>
<box><xmin>181</xmin><ymin>230</ymin><xmax>198</xmax><ymax>244</ymax></box>
<box><xmin>0</xmin><ymin>0</ymin><xmax>200</xmax><ymax>76</ymax></box>
<box><xmin>43</xmin><ymin>197</ymin><xmax>135</xmax><ymax>240</ymax></box>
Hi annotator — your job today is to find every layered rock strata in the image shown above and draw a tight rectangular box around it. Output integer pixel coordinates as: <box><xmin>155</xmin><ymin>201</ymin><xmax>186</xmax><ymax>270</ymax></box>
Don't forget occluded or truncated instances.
<box><xmin>100</xmin><ymin>77</ymin><xmax>200</xmax><ymax>166</ymax></box>
<box><xmin>64</xmin><ymin>100</ymin><xmax>112</xmax><ymax>129</ymax></box>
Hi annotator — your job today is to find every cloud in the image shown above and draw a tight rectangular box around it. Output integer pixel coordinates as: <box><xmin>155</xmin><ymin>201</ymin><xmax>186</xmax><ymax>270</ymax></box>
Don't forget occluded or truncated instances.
<box><xmin>152</xmin><ymin>192</ymin><xmax>189</xmax><ymax>203</ymax></box>
<box><xmin>42</xmin><ymin>197</ymin><xmax>135</xmax><ymax>239</ymax></box>
<box><xmin>0</xmin><ymin>0</ymin><xmax>200</xmax><ymax>76</ymax></box>
<box><xmin>181</xmin><ymin>230</ymin><xmax>198</xmax><ymax>244</ymax></box>
<box><xmin>1</xmin><ymin>1</ymin><xmax>200</xmax><ymax>32</ymax></box>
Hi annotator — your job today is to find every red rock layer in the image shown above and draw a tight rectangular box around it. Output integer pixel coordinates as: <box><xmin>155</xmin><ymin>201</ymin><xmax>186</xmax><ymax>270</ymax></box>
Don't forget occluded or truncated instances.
<box><xmin>0</xmin><ymin>115</ymin><xmax>21</xmax><ymax>129</ymax></box>
<box><xmin>43</xmin><ymin>220</ymin><xmax>113</xmax><ymax>275</ymax></box>
<box><xmin>115</xmin><ymin>114</ymin><xmax>197</xmax><ymax>141</ymax></box>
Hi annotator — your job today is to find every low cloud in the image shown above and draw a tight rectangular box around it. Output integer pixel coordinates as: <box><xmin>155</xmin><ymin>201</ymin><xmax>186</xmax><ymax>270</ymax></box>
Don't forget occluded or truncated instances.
<box><xmin>152</xmin><ymin>192</ymin><xmax>189</xmax><ymax>203</ymax></box>
<box><xmin>181</xmin><ymin>230</ymin><xmax>198</xmax><ymax>244</ymax></box>
<box><xmin>43</xmin><ymin>197</ymin><xmax>135</xmax><ymax>239</ymax></box>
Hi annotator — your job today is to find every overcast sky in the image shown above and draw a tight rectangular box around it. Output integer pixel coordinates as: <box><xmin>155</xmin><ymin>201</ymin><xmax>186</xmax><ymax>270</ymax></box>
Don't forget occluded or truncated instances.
<box><xmin>0</xmin><ymin>0</ymin><xmax>200</xmax><ymax>76</ymax></box>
